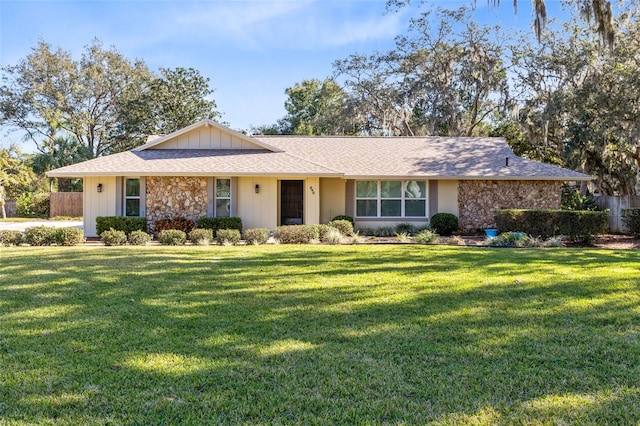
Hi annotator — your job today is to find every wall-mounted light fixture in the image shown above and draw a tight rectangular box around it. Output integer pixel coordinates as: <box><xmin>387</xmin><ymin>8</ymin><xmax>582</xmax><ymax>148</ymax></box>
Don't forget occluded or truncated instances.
<box><xmin>97</xmin><ymin>183</ymin><xmax>103</xmax><ymax>193</ymax></box>
<box><xmin>309</xmin><ymin>186</ymin><xmax>315</xmax><ymax>195</ymax></box>
<box><xmin>255</xmin><ymin>184</ymin><xmax>260</xmax><ymax>193</ymax></box>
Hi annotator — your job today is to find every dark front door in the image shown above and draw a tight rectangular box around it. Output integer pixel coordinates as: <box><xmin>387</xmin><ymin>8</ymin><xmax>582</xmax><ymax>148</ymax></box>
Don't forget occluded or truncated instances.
<box><xmin>281</xmin><ymin>180</ymin><xmax>304</xmax><ymax>225</ymax></box>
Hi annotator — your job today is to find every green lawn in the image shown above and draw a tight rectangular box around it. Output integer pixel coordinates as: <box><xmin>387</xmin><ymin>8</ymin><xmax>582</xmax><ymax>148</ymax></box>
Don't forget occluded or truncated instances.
<box><xmin>1</xmin><ymin>245</ymin><xmax>639</xmax><ymax>424</ymax></box>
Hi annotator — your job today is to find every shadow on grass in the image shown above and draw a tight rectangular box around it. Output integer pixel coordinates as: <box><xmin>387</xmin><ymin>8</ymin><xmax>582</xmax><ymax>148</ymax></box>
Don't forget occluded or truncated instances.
<box><xmin>1</xmin><ymin>245</ymin><xmax>639</xmax><ymax>424</ymax></box>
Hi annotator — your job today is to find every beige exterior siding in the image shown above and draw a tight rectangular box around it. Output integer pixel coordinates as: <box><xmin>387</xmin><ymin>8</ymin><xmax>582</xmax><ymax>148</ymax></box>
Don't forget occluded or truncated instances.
<box><xmin>320</xmin><ymin>178</ymin><xmax>346</xmax><ymax>223</ymax></box>
<box><xmin>237</xmin><ymin>177</ymin><xmax>279</xmax><ymax>230</ymax></box>
<box><xmin>436</xmin><ymin>180</ymin><xmax>459</xmax><ymax>217</ymax></box>
<box><xmin>84</xmin><ymin>176</ymin><xmax>117</xmax><ymax>237</ymax></box>
<box><xmin>304</xmin><ymin>177</ymin><xmax>320</xmax><ymax>226</ymax></box>
<box><xmin>154</xmin><ymin>127</ymin><xmax>264</xmax><ymax>150</ymax></box>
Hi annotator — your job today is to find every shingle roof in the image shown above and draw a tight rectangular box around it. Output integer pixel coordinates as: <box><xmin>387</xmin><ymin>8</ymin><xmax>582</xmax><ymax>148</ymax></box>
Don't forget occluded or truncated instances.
<box><xmin>47</xmin><ymin>125</ymin><xmax>591</xmax><ymax>181</ymax></box>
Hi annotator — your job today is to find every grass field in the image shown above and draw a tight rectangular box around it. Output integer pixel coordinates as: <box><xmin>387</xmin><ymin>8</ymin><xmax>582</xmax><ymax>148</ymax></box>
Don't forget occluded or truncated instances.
<box><xmin>1</xmin><ymin>245</ymin><xmax>639</xmax><ymax>424</ymax></box>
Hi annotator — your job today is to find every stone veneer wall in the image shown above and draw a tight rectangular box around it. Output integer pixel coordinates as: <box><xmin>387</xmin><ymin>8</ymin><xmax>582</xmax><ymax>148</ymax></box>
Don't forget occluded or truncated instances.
<box><xmin>458</xmin><ymin>180</ymin><xmax>563</xmax><ymax>231</ymax></box>
<box><xmin>146</xmin><ymin>176</ymin><xmax>208</xmax><ymax>223</ymax></box>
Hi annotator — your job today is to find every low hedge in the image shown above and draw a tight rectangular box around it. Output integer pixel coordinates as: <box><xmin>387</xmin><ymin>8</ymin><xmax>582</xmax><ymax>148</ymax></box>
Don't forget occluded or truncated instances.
<box><xmin>622</xmin><ymin>208</ymin><xmax>640</xmax><ymax>235</ymax></box>
<box><xmin>158</xmin><ymin>229</ymin><xmax>187</xmax><ymax>246</ymax></box>
<box><xmin>495</xmin><ymin>209</ymin><xmax>609</xmax><ymax>241</ymax></box>
<box><xmin>96</xmin><ymin>216</ymin><xmax>147</xmax><ymax>235</ymax></box>
<box><xmin>197</xmin><ymin>217</ymin><xmax>242</xmax><ymax>234</ymax></box>
<box><xmin>216</xmin><ymin>229</ymin><xmax>241</xmax><ymax>245</ymax></box>
<box><xmin>0</xmin><ymin>230</ymin><xmax>25</xmax><ymax>246</ymax></box>
<box><xmin>273</xmin><ymin>225</ymin><xmax>317</xmax><ymax>244</ymax></box>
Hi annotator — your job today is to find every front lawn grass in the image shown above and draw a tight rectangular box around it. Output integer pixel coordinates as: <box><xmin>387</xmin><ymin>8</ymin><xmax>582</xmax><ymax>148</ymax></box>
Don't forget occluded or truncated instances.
<box><xmin>1</xmin><ymin>245</ymin><xmax>639</xmax><ymax>424</ymax></box>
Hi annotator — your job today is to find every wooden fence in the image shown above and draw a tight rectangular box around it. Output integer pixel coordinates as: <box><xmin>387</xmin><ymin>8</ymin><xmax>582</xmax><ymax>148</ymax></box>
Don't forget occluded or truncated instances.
<box><xmin>50</xmin><ymin>192</ymin><xmax>83</xmax><ymax>217</ymax></box>
<box><xmin>2</xmin><ymin>201</ymin><xmax>17</xmax><ymax>217</ymax></box>
<box><xmin>595</xmin><ymin>195</ymin><xmax>640</xmax><ymax>233</ymax></box>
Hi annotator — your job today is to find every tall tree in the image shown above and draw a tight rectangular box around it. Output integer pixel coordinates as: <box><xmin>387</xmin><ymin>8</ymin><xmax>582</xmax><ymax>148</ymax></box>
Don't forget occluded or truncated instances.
<box><xmin>0</xmin><ymin>145</ymin><xmax>39</xmax><ymax>218</ymax></box>
<box><xmin>31</xmin><ymin>136</ymin><xmax>91</xmax><ymax>192</ymax></box>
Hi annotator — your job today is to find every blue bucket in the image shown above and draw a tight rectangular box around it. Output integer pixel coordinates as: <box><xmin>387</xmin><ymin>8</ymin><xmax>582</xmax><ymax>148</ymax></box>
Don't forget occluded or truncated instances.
<box><xmin>485</xmin><ymin>228</ymin><xmax>499</xmax><ymax>238</ymax></box>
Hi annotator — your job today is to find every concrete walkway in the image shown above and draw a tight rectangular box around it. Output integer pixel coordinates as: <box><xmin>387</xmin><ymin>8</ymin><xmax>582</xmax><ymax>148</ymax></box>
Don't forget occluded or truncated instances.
<box><xmin>0</xmin><ymin>220</ymin><xmax>83</xmax><ymax>232</ymax></box>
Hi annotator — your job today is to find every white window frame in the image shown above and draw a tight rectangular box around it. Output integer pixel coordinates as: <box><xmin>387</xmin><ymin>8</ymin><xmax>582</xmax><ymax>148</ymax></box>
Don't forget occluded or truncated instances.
<box><xmin>355</xmin><ymin>180</ymin><xmax>428</xmax><ymax>218</ymax></box>
<box><xmin>123</xmin><ymin>177</ymin><xmax>142</xmax><ymax>217</ymax></box>
<box><xmin>214</xmin><ymin>177</ymin><xmax>232</xmax><ymax>217</ymax></box>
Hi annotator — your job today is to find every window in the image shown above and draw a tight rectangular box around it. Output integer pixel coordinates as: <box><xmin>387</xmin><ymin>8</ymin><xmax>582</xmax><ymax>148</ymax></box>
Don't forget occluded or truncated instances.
<box><xmin>124</xmin><ymin>178</ymin><xmax>140</xmax><ymax>217</ymax></box>
<box><xmin>215</xmin><ymin>178</ymin><xmax>231</xmax><ymax>217</ymax></box>
<box><xmin>355</xmin><ymin>180</ymin><xmax>427</xmax><ymax>218</ymax></box>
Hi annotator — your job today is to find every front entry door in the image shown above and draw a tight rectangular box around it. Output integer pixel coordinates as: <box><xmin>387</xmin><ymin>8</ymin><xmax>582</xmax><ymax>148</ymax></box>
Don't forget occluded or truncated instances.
<box><xmin>281</xmin><ymin>180</ymin><xmax>304</xmax><ymax>225</ymax></box>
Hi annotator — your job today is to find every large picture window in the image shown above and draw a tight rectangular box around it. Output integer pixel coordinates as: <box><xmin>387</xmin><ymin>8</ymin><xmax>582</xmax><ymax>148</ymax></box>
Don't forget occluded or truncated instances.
<box><xmin>355</xmin><ymin>180</ymin><xmax>427</xmax><ymax>218</ymax></box>
<box><xmin>215</xmin><ymin>178</ymin><xmax>231</xmax><ymax>217</ymax></box>
<box><xmin>124</xmin><ymin>178</ymin><xmax>140</xmax><ymax>217</ymax></box>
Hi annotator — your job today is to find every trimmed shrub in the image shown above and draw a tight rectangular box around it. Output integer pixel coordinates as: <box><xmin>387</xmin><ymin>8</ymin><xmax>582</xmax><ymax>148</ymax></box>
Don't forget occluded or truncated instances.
<box><xmin>395</xmin><ymin>223</ymin><xmax>416</xmax><ymax>236</ymax></box>
<box><xmin>430</xmin><ymin>213</ymin><xmax>459</xmax><ymax>236</ymax></box>
<box><xmin>16</xmin><ymin>192</ymin><xmax>50</xmax><ymax>218</ymax></box>
<box><xmin>328</xmin><ymin>219</ymin><xmax>354</xmax><ymax>236</ymax></box>
<box><xmin>415</xmin><ymin>229</ymin><xmax>439</xmax><ymax>244</ymax></box>
<box><xmin>325</xmin><ymin>228</ymin><xmax>345</xmax><ymax>244</ymax></box>
<box><xmin>311</xmin><ymin>224</ymin><xmax>332</xmax><ymax>242</ymax></box>
<box><xmin>0</xmin><ymin>230</ymin><xmax>24</xmax><ymax>246</ymax></box>
<box><xmin>153</xmin><ymin>217</ymin><xmax>196</xmax><ymax>235</ymax></box>
<box><xmin>243</xmin><ymin>228</ymin><xmax>270</xmax><ymax>245</ymax></box>
<box><xmin>189</xmin><ymin>228</ymin><xmax>213</xmax><ymax>246</ymax></box>
<box><xmin>158</xmin><ymin>229</ymin><xmax>187</xmax><ymax>246</ymax></box>
<box><xmin>622</xmin><ymin>208</ymin><xmax>640</xmax><ymax>236</ymax></box>
<box><xmin>495</xmin><ymin>209</ymin><xmax>609</xmax><ymax>242</ymax></box>
<box><xmin>96</xmin><ymin>216</ymin><xmax>147</xmax><ymax>235</ymax></box>
<box><xmin>24</xmin><ymin>226</ymin><xmax>57</xmax><ymax>246</ymax></box>
<box><xmin>100</xmin><ymin>229</ymin><xmax>127</xmax><ymax>246</ymax></box>
<box><xmin>331</xmin><ymin>215</ymin><xmax>354</xmax><ymax>226</ymax></box>
<box><xmin>216</xmin><ymin>229</ymin><xmax>241</xmax><ymax>245</ymax></box>
<box><xmin>197</xmin><ymin>217</ymin><xmax>242</xmax><ymax>234</ymax></box>
<box><xmin>128</xmin><ymin>230</ymin><xmax>152</xmax><ymax>246</ymax></box>
<box><xmin>273</xmin><ymin>225</ymin><xmax>317</xmax><ymax>244</ymax></box>
<box><xmin>55</xmin><ymin>227</ymin><xmax>85</xmax><ymax>246</ymax></box>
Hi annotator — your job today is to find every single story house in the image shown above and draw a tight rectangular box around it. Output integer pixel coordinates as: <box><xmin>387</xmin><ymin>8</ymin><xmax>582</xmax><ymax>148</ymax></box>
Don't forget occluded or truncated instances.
<box><xmin>47</xmin><ymin>119</ymin><xmax>592</xmax><ymax>237</ymax></box>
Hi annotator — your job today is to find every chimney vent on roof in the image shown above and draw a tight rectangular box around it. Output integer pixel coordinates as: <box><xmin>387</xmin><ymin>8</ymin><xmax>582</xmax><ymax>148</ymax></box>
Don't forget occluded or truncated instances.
<box><xmin>505</xmin><ymin>157</ymin><xmax>509</xmax><ymax>167</ymax></box>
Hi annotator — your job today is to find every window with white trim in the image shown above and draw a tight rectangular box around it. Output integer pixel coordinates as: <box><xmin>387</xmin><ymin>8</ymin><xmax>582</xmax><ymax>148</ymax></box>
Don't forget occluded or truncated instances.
<box><xmin>124</xmin><ymin>178</ymin><xmax>141</xmax><ymax>217</ymax></box>
<box><xmin>356</xmin><ymin>180</ymin><xmax>427</xmax><ymax>218</ymax></box>
<box><xmin>215</xmin><ymin>178</ymin><xmax>231</xmax><ymax>217</ymax></box>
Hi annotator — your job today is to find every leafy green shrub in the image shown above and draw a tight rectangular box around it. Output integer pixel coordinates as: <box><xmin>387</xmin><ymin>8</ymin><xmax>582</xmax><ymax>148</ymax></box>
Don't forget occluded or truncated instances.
<box><xmin>325</xmin><ymin>228</ymin><xmax>345</xmax><ymax>244</ymax></box>
<box><xmin>622</xmin><ymin>208</ymin><xmax>640</xmax><ymax>236</ymax></box>
<box><xmin>415</xmin><ymin>229</ymin><xmax>439</xmax><ymax>244</ymax></box>
<box><xmin>561</xmin><ymin>186</ymin><xmax>598</xmax><ymax>211</ymax></box>
<box><xmin>55</xmin><ymin>227</ymin><xmax>85</xmax><ymax>246</ymax></box>
<box><xmin>332</xmin><ymin>215</ymin><xmax>354</xmax><ymax>226</ymax></box>
<box><xmin>216</xmin><ymin>229</ymin><xmax>241</xmax><ymax>245</ymax></box>
<box><xmin>311</xmin><ymin>224</ymin><xmax>332</xmax><ymax>241</ymax></box>
<box><xmin>158</xmin><ymin>229</ymin><xmax>187</xmax><ymax>246</ymax></box>
<box><xmin>189</xmin><ymin>228</ymin><xmax>213</xmax><ymax>246</ymax></box>
<box><xmin>197</xmin><ymin>217</ymin><xmax>242</xmax><ymax>234</ymax></box>
<box><xmin>495</xmin><ymin>209</ymin><xmax>609</xmax><ymax>242</ymax></box>
<box><xmin>16</xmin><ymin>192</ymin><xmax>50</xmax><ymax>218</ymax></box>
<box><xmin>24</xmin><ymin>226</ymin><xmax>57</xmax><ymax>246</ymax></box>
<box><xmin>356</xmin><ymin>227</ymin><xmax>376</xmax><ymax>236</ymax></box>
<box><xmin>0</xmin><ymin>230</ymin><xmax>24</xmax><ymax>246</ymax></box>
<box><xmin>395</xmin><ymin>223</ymin><xmax>416</xmax><ymax>236</ymax></box>
<box><xmin>153</xmin><ymin>217</ymin><xmax>196</xmax><ymax>234</ymax></box>
<box><xmin>328</xmin><ymin>219</ymin><xmax>354</xmax><ymax>236</ymax></box>
<box><xmin>430</xmin><ymin>213</ymin><xmax>458</xmax><ymax>236</ymax></box>
<box><xmin>96</xmin><ymin>216</ymin><xmax>147</xmax><ymax>235</ymax></box>
<box><xmin>100</xmin><ymin>229</ymin><xmax>127</xmax><ymax>246</ymax></box>
<box><xmin>484</xmin><ymin>232</ymin><xmax>530</xmax><ymax>247</ymax></box>
<box><xmin>128</xmin><ymin>230</ymin><xmax>152</xmax><ymax>246</ymax></box>
<box><xmin>273</xmin><ymin>225</ymin><xmax>317</xmax><ymax>244</ymax></box>
<box><xmin>243</xmin><ymin>228</ymin><xmax>270</xmax><ymax>245</ymax></box>
<box><xmin>374</xmin><ymin>226</ymin><xmax>395</xmax><ymax>237</ymax></box>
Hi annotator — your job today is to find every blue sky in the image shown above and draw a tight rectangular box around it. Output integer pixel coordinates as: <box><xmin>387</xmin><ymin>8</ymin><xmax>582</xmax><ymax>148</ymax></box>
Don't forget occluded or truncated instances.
<box><xmin>0</xmin><ymin>0</ymin><xmax>563</xmax><ymax>149</ymax></box>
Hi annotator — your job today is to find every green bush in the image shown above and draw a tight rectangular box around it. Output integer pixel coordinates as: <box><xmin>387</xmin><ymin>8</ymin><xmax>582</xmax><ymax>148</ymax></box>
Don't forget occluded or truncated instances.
<box><xmin>243</xmin><ymin>228</ymin><xmax>270</xmax><ymax>245</ymax></box>
<box><xmin>273</xmin><ymin>225</ymin><xmax>317</xmax><ymax>244</ymax></box>
<box><xmin>128</xmin><ymin>230</ymin><xmax>152</xmax><ymax>246</ymax></box>
<box><xmin>100</xmin><ymin>229</ymin><xmax>128</xmax><ymax>246</ymax></box>
<box><xmin>622</xmin><ymin>208</ymin><xmax>640</xmax><ymax>236</ymax></box>
<box><xmin>197</xmin><ymin>217</ymin><xmax>242</xmax><ymax>234</ymax></box>
<box><xmin>373</xmin><ymin>226</ymin><xmax>395</xmax><ymax>237</ymax></box>
<box><xmin>158</xmin><ymin>229</ymin><xmax>187</xmax><ymax>246</ymax></box>
<box><xmin>414</xmin><ymin>229</ymin><xmax>439</xmax><ymax>244</ymax></box>
<box><xmin>189</xmin><ymin>228</ymin><xmax>213</xmax><ymax>246</ymax></box>
<box><xmin>483</xmin><ymin>232</ymin><xmax>531</xmax><ymax>248</ymax></box>
<box><xmin>430</xmin><ymin>213</ymin><xmax>458</xmax><ymax>236</ymax></box>
<box><xmin>96</xmin><ymin>216</ymin><xmax>147</xmax><ymax>235</ymax></box>
<box><xmin>495</xmin><ymin>209</ymin><xmax>609</xmax><ymax>242</ymax></box>
<box><xmin>395</xmin><ymin>223</ymin><xmax>416</xmax><ymax>236</ymax></box>
<box><xmin>153</xmin><ymin>217</ymin><xmax>196</xmax><ymax>235</ymax></box>
<box><xmin>216</xmin><ymin>229</ymin><xmax>241</xmax><ymax>245</ymax></box>
<box><xmin>328</xmin><ymin>219</ymin><xmax>354</xmax><ymax>236</ymax></box>
<box><xmin>0</xmin><ymin>230</ymin><xmax>24</xmax><ymax>246</ymax></box>
<box><xmin>55</xmin><ymin>227</ymin><xmax>85</xmax><ymax>246</ymax></box>
<box><xmin>311</xmin><ymin>224</ymin><xmax>332</xmax><ymax>241</ymax></box>
<box><xmin>24</xmin><ymin>226</ymin><xmax>57</xmax><ymax>246</ymax></box>
<box><xmin>561</xmin><ymin>187</ymin><xmax>598</xmax><ymax>211</ymax></box>
<box><xmin>16</xmin><ymin>192</ymin><xmax>50</xmax><ymax>218</ymax></box>
<box><xmin>331</xmin><ymin>215</ymin><xmax>354</xmax><ymax>226</ymax></box>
